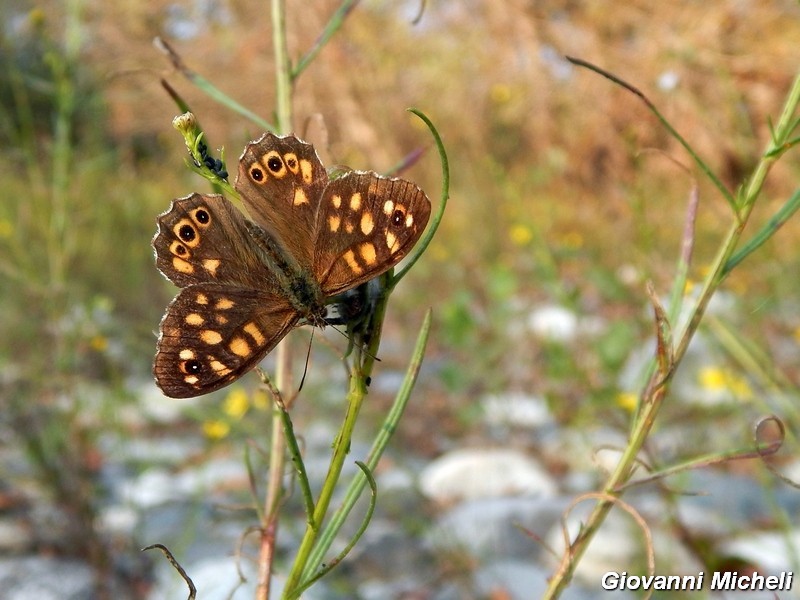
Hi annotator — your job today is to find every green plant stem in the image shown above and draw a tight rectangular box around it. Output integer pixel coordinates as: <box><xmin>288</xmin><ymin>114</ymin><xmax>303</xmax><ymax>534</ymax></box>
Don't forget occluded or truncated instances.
<box><xmin>48</xmin><ymin>0</ymin><xmax>84</xmax><ymax>309</ymax></box>
<box><xmin>272</xmin><ymin>0</ymin><xmax>292</xmax><ymax>133</ymax></box>
<box><xmin>283</xmin><ymin>364</ymin><xmax>370</xmax><ymax>600</ymax></box>
<box><xmin>543</xmin><ymin>69</ymin><xmax>800</xmax><ymax>600</ymax></box>
<box><xmin>257</xmin><ymin>345</ymin><xmax>289</xmax><ymax>600</ymax></box>
<box><xmin>303</xmin><ymin>309</ymin><xmax>432</xmax><ymax>577</ymax></box>
<box><xmin>257</xmin><ymin>2</ymin><xmax>294</xmax><ymax>599</ymax></box>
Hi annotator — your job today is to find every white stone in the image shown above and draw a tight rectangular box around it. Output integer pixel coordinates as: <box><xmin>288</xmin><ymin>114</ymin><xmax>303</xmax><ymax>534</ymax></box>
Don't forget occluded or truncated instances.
<box><xmin>481</xmin><ymin>392</ymin><xmax>553</xmax><ymax>428</ymax></box>
<box><xmin>526</xmin><ymin>304</ymin><xmax>579</xmax><ymax>342</ymax></box>
<box><xmin>718</xmin><ymin>529</ymin><xmax>800</xmax><ymax>573</ymax></box>
<box><xmin>427</xmin><ymin>496</ymin><xmax>567</xmax><ymax>556</ymax></box>
<box><xmin>419</xmin><ymin>448</ymin><xmax>557</xmax><ymax>503</ymax></box>
<box><xmin>0</xmin><ymin>557</ymin><xmax>94</xmax><ymax>600</ymax></box>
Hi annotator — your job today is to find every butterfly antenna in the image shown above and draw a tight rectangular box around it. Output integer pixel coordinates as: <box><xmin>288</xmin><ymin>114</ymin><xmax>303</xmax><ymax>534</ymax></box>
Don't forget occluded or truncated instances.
<box><xmin>298</xmin><ymin>328</ymin><xmax>314</xmax><ymax>392</ymax></box>
<box><xmin>331</xmin><ymin>323</ymin><xmax>382</xmax><ymax>364</ymax></box>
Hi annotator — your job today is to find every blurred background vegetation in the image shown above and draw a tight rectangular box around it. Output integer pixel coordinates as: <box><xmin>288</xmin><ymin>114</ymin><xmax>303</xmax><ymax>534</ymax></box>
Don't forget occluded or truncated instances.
<box><xmin>3</xmin><ymin>0</ymin><xmax>800</xmax><ymax>597</ymax></box>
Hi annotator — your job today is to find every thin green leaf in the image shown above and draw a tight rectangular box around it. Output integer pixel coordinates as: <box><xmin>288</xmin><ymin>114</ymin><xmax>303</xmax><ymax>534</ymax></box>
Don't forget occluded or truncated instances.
<box><xmin>276</xmin><ymin>389</ymin><xmax>316</xmax><ymax>526</ymax></box>
<box><xmin>619</xmin><ymin>416</ymin><xmax>785</xmax><ymax>491</ymax></box>
<box><xmin>764</xmin><ymin>132</ymin><xmax>800</xmax><ymax>158</ymax></box>
<box><xmin>566</xmin><ymin>56</ymin><xmax>736</xmax><ymax>212</ymax></box>
<box><xmin>290</xmin><ymin>461</ymin><xmax>378</xmax><ymax>597</ymax></box>
<box><xmin>392</xmin><ymin>108</ymin><xmax>449</xmax><ymax>286</ymax></box>
<box><xmin>293</xmin><ymin>0</ymin><xmax>360</xmax><ymax>80</ymax></box>
<box><xmin>723</xmin><ymin>187</ymin><xmax>800</xmax><ymax>276</ymax></box>
<box><xmin>155</xmin><ymin>36</ymin><xmax>274</xmax><ymax>131</ymax></box>
<box><xmin>302</xmin><ymin>309</ymin><xmax>432</xmax><ymax>581</ymax></box>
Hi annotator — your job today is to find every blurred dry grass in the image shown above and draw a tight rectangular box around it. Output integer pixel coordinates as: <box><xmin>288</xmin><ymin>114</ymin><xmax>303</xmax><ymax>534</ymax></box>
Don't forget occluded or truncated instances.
<box><xmin>91</xmin><ymin>1</ymin><xmax>799</xmax><ymax>179</ymax></box>
<box><xmin>91</xmin><ymin>1</ymin><xmax>800</xmax><ymax>260</ymax></box>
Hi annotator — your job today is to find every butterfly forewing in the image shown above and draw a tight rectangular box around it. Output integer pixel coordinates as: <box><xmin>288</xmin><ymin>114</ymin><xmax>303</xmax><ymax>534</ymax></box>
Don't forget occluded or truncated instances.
<box><xmin>236</xmin><ymin>133</ymin><xmax>328</xmax><ymax>269</ymax></box>
<box><xmin>154</xmin><ymin>284</ymin><xmax>298</xmax><ymax>398</ymax></box>
<box><xmin>313</xmin><ymin>172</ymin><xmax>431</xmax><ymax>296</ymax></box>
<box><xmin>153</xmin><ymin>193</ymin><xmax>281</xmax><ymax>290</ymax></box>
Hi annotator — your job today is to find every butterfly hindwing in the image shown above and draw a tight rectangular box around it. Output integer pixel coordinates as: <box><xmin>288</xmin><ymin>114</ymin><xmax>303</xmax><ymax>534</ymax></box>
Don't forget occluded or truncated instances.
<box><xmin>154</xmin><ymin>283</ymin><xmax>299</xmax><ymax>398</ymax></box>
<box><xmin>313</xmin><ymin>172</ymin><xmax>431</xmax><ymax>296</ymax></box>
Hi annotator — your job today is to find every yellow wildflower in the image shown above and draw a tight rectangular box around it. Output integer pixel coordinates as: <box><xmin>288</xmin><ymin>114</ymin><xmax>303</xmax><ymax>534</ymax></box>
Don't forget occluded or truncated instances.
<box><xmin>699</xmin><ymin>366</ymin><xmax>727</xmax><ymax>391</ymax></box>
<box><xmin>509</xmin><ymin>223</ymin><xmax>533</xmax><ymax>246</ymax></box>
<box><xmin>203</xmin><ymin>420</ymin><xmax>230</xmax><ymax>440</ymax></box>
<box><xmin>698</xmin><ymin>366</ymin><xmax>752</xmax><ymax>399</ymax></box>
<box><xmin>223</xmin><ymin>388</ymin><xmax>250</xmax><ymax>419</ymax></box>
<box><xmin>616</xmin><ymin>392</ymin><xmax>638</xmax><ymax>412</ymax></box>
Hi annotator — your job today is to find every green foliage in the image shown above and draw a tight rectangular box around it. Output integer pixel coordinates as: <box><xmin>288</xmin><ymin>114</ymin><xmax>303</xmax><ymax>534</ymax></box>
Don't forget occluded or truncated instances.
<box><xmin>0</xmin><ymin>5</ymin><xmax>163</xmax><ymax>594</ymax></box>
<box><xmin>0</xmin><ymin>5</ymin><xmax>106</xmax><ymax>151</ymax></box>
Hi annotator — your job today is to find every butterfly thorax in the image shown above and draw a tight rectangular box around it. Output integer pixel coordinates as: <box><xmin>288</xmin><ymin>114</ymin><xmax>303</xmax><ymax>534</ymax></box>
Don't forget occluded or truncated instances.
<box><xmin>245</xmin><ymin>219</ymin><xmax>327</xmax><ymax>321</ymax></box>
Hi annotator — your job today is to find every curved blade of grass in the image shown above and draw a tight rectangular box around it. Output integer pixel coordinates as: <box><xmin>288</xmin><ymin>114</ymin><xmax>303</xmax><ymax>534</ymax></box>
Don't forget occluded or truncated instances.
<box><xmin>723</xmin><ymin>187</ymin><xmax>800</xmax><ymax>276</ymax></box>
<box><xmin>566</xmin><ymin>56</ymin><xmax>736</xmax><ymax>212</ymax></box>
<box><xmin>272</xmin><ymin>381</ymin><xmax>316</xmax><ymax>525</ymax></box>
<box><xmin>301</xmin><ymin>309</ymin><xmax>432</xmax><ymax>581</ymax></box>
<box><xmin>290</xmin><ymin>461</ymin><xmax>377</xmax><ymax>598</ymax></box>
<box><xmin>142</xmin><ymin>544</ymin><xmax>197</xmax><ymax>599</ymax></box>
<box><xmin>618</xmin><ymin>419</ymin><xmax>784</xmax><ymax>491</ymax></box>
<box><xmin>155</xmin><ymin>36</ymin><xmax>274</xmax><ymax>131</ymax></box>
<box><xmin>393</xmin><ymin>108</ymin><xmax>449</xmax><ymax>287</ymax></box>
<box><xmin>292</xmin><ymin>0</ymin><xmax>360</xmax><ymax>80</ymax></box>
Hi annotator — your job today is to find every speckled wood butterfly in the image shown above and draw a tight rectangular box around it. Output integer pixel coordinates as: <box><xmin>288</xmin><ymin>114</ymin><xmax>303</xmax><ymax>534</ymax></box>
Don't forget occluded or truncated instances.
<box><xmin>152</xmin><ymin>133</ymin><xmax>431</xmax><ymax>398</ymax></box>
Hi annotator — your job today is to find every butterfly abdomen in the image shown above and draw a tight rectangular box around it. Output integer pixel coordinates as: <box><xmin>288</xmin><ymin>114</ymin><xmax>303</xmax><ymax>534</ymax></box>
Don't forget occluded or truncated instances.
<box><xmin>288</xmin><ymin>276</ymin><xmax>327</xmax><ymax>323</ymax></box>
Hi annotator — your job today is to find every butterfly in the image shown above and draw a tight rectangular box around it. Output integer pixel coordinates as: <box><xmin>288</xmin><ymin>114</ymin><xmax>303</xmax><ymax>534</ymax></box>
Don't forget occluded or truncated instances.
<box><xmin>152</xmin><ymin>133</ymin><xmax>431</xmax><ymax>398</ymax></box>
